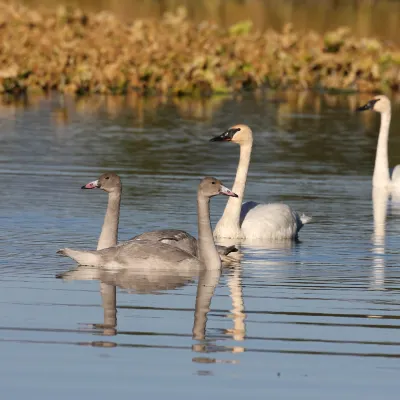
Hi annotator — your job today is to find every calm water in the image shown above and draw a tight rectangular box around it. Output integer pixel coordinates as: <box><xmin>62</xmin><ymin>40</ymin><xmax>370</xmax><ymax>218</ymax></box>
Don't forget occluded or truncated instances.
<box><xmin>1</xmin><ymin>92</ymin><xmax>400</xmax><ymax>399</ymax></box>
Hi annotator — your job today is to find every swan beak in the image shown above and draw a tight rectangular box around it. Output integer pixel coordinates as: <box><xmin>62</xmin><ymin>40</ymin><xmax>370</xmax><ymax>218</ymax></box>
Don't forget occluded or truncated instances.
<box><xmin>219</xmin><ymin>185</ymin><xmax>238</xmax><ymax>197</ymax></box>
<box><xmin>357</xmin><ymin>99</ymin><xmax>379</xmax><ymax>112</ymax></box>
<box><xmin>210</xmin><ymin>131</ymin><xmax>231</xmax><ymax>142</ymax></box>
<box><xmin>81</xmin><ymin>179</ymin><xmax>100</xmax><ymax>189</ymax></box>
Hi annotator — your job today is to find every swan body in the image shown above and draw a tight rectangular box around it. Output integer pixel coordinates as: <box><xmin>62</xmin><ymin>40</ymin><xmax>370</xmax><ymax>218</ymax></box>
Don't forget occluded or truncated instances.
<box><xmin>80</xmin><ymin>173</ymin><xmax>237</xmax><ymax>261</ymax></box>
<box><xmin>239</xmin><ymin>201</ymin><xmax>310</xmax><ymax>240</ymax></box>
<box><xmin>83</xmin><ymin>173</ymin><xmax>237</xmax><ymax>260</ymax></box>
<box><xmin>59</xmin><ymin>239</ymin><xmax>202</xmax><ymax>272</ymax></box>
<box><xmin>357</xmin><ymin>95</ymin><xmax>399</xmax><ymax>190</ymax></box>
<box><xmin>210</xmin><ymin>124</ymin><xmax>311</xmax><ymax>240</ymax></box>
<box><xmin>58</xmin><ymin>177</ymin><xmax>238</xmax><ymax>271</ymax></box>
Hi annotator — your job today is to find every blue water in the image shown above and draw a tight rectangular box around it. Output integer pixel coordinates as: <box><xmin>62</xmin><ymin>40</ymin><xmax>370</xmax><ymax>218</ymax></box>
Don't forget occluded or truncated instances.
<box><xmin>1</xmin><ymin>92</ymin><xmax>400</xmax><ymax>399</ymax></box>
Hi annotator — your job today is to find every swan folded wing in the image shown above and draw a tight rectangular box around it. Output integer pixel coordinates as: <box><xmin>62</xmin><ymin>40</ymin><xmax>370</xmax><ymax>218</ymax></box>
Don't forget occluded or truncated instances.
<box><xmin>130</xmin><ymin>229</ymin><xmax>198</xmax><ymax>255</ymax></box>
<box><xmin>130</xmin><ymin>229</ymin><xmax>237</xmax><ymax>257</ymax></box>
<box><xmin>239</xmin><ymin>201</ymin><xmax>260</xmax><ymax>225</ymax></box>
<box><xmin>240</xmin><ymin>202</ymin><xmax>301</xmax><ymax>240</ymax></box>
<box><xmin>131</xmin><ymin>229</ymin><xmax>195</xmax><ymax>243</ymax></box>
<box><xmin>216</xmin><ymin>244</ymin><xmax>238</xmax><ymax>255</ymax></box>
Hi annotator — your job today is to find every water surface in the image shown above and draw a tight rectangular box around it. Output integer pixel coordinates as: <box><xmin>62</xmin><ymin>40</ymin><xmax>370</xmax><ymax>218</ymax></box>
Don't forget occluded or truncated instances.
<box><xmin>1</xmin><ymin>92</ymin><xmax>400</xmax><ymax>399</ymax></box>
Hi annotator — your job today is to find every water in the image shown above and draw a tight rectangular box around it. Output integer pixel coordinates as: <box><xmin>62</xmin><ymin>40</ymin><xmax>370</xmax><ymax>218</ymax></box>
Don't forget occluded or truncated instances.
<box><xmin>1</xmin><ymin>91</ymin><xmax>400</xmax><ymax>399</ymax></box>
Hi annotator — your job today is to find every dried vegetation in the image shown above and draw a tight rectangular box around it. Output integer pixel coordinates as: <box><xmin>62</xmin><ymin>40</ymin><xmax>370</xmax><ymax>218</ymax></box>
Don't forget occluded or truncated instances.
<box><xmin>0</xmin><ymin>3</ymin><xmax>399</xmax><ymax>96</ymax></box>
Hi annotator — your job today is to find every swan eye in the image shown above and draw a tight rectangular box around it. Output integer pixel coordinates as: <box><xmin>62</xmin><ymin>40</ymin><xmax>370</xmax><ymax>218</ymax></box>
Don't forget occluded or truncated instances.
<box><xmin>105</xmin><ymin>177</ymin><xmax>110</xmax><ymax>180</ymax></box>
<box><xmin>228</xmin><ymin>128</ymin><xmax>241</xmax><ymax>136</ymax></box>
<box><xmin>212</xmin><ymin>182</ymin><xmax>216</xmax><ymax>184</ymax></box>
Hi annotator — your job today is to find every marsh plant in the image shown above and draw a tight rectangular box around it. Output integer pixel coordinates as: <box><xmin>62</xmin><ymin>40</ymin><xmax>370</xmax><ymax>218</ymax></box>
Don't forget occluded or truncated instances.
<box><xmin>0</xmin><ymin>3</ymin><xmax>399</xmax><ymax>96</ymax></box>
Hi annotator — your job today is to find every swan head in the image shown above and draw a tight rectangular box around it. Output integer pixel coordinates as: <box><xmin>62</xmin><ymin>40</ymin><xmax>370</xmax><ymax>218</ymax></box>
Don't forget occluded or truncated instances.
<box><xmin>210</xmin><ymin>124</ymin><xmax>253</xmax><ymax>145</ymax></box>
<box><xmin>81</xmin><ymin>172</ymin><xmax>121</xmax><ymax>193</ymax></box>
<box><xmin>357</xmin><ymin>95</ymin><xmax>391</xmax><ymax>114</ymax></box>
<box><xmin>199</xmin><ymin>177</ymin><xmax>238</xmax><ymax>198</ymax></box>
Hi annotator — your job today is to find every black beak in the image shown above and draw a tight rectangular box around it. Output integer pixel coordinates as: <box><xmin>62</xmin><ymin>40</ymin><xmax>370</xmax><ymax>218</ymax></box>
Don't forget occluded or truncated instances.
<box><xmin>357</xmin><ymin>103</ymin><xmax>372</xmax><ymax>112</ymax></box>
<box><xmin>356</xmin><ymin>99</ymin><xmax>378</xmax><ymax>112</ymax></box>
<box><xmin>210</xmin><ymin>132</ymin><xmax>230</xmax><ymax>142</ymax></box>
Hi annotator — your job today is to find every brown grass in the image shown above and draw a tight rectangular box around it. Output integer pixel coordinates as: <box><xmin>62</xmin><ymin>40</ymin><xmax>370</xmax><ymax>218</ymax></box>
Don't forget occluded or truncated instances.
<box><xmin>0</xmin><ymin>3</ymin><xmax>399</xmax><ymax>96</ymax></box>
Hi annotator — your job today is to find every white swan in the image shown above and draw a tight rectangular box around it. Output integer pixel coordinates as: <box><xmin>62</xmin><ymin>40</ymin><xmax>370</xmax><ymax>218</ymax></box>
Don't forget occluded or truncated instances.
<box><xmin>210</xmin><ymin>124</ymin><xmax>311</xmax><ymax>240</ymax></box>
<box><xmin>81</xmin><ymin>173</ymin><xmax>238</xmax><ymax>261</ymax></box>
<box><xmin>57</xmin><ymin>177</ymin><xmax>238</xmax><ymax>271</ymax></box>
<box><xmin>357</xmin><ymin>95</ymin><xmax>399</xmax><ymax>189</ymax></box>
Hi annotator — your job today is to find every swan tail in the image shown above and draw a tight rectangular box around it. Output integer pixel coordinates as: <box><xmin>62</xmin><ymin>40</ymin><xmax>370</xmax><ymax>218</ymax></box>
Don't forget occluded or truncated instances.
<box><xmin>216</xmin><ymin>244</ymin><xmax>238</xmax><ymax>256</ymax></box>
<box><xmin>57</xmin><ymin>248</ymin><xmax>102</xmax><ymax>266</ymax></box>
<box><xmin>300</xmin><ymin>213</ymin><xmax>312</xmax><ymax>225</ymax></box>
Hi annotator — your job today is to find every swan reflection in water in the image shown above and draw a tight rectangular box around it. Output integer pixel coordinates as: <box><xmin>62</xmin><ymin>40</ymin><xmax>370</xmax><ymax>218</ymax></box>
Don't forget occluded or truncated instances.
<box><xmin>371</xmin><ymin>188</ymin><xmax>389</xmax><ymax>291</ymax></box>
<box><xmin>58</xmin><ymin>261</ymin><xmax>247</xmax><ymax>366</ymax></box>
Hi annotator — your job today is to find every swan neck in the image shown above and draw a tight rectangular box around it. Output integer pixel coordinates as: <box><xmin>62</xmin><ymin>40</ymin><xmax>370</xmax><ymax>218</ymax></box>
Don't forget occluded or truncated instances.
<box><xmin>197</xmin><ymin>193</ymin><xmax>221</xmax><ymax>270</ymax></box>
<box><xmin>373</xmin><ymin>111</ymin><xmax>391</xmax><ymax>188</ymax></box>
<box><xmin>220</xmin><ymin>143</ymin><xmax>252</xmax><ymax>224</ymax></box>
<box><xmin>372</xmin><ymin>186</ymin><xmax>389</xmax><ymax>242</ymax></box>
<box><xmin>97</xmin><ymin>191</ymin><xmax>121</xmax><ymax>250</ymax></box>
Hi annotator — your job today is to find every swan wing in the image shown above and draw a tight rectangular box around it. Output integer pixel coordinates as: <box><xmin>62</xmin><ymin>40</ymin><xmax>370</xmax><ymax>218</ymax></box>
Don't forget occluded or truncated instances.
<box><xmin>240</xmin><ymin>202</ymin><xmax>305</xmax><ymax>240</ymax></box>
<box><xmin>130</xmin><ymin>229</ymin><xmax>198</xmax><ymax>256</ymax></box>
<box><xmin>130</xmin><ymin>229</ymin><xmax>237</xmax><ymax>257</ymax></box>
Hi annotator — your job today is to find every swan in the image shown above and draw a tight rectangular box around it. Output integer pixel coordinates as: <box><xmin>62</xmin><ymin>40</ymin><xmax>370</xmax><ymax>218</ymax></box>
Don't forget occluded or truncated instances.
<box><xmin>357</xmin><ymin>95</ymin><xmax>399</xmax><ymax>189</ymax></box>
<box><xmin>80</xmin><ymin>172</ymin><xmax>238</xmax><ymax>261</ymax></box>
<box><xmin>210</xmin><ymin>124</ymin><xmax>311</xmax><ymax>240</ymax></box>
<box><xmin>57</xmin><ymin>177</ymin><xmax>238</xmax><ymax>271</ymax></box>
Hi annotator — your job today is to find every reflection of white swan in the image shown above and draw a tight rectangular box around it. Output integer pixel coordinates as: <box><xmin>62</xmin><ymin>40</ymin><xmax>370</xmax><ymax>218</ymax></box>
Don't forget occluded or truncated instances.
<box><xmin>370</xmin><ymin>188</ymin><xmax>389</xmax><ymax>291</ymax></box>
<box><xmin>210</xmin><ymin>124</ymin><xmax>311</xmax><ymax>240</ymax></box>
<box><xmin>191</xmin><ymin>265</ymin><xmax>246</xmax><ymax>358</ymax></box>
<box><xmin>357</xmin><ymin>95</ymin><xmax>399</xmax><ymax>189</ymax></box>
<box><xmin>58</xmin><ymin>177</ymin><xmax>238</xmax><ymax>271</ymax></box>
<box><xmin>225</xmin><ymin>265</ymin><xmax>246</xmax><ymax>353</ymax></box>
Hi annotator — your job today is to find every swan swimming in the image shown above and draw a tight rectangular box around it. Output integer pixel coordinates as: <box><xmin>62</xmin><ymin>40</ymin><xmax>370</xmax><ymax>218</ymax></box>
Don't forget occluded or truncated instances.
<box><xmin>57</xmin><ymin>177</ymin><xmax>238</xmax><ymax>271</ymax></box>
<box><xmin>80</xmin><ymin>172</ymin><xmax>238</xmax><ymax>261</ymax></box>
<box><xmin>357</xmin><ymin>95</ymin><xmax>399</xmax><ymax>190</ymax></box>
<box><xmin>210</xmin><ymin>124</ymin><xmax>311</xmax><ymax>240</ymax></box>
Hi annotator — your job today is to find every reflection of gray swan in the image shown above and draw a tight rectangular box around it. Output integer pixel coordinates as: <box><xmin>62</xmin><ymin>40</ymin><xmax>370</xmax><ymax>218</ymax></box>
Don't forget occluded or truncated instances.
<box><xmin>357</xmin><ymin>95</ymin><xmax>400</xmax><ymax>189</ymax></box>
<box><xmin>58</xmin><ymin>264</ymin><xmax>218</xmax><ymax>342</ymax></box>
<box><xmin>58</xmin><ymin>177</ymin><xmax>238</xmax><ymax>271</ymax></box>
<box><xmin>210</xmin><ymin>124</ymin><xmax>311</xmax><ymax>240</ymax></box>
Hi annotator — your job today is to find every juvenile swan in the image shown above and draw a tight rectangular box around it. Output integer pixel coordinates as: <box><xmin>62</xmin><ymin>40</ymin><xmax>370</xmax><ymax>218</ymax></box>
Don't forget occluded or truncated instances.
<box><xmin>80</xmin><ymin>172</ymin><xmax>237</xmax><ymax>259</ymax></box>
<box><xmin>210</xmin><ymin>124</ymin><xmax>311</xmax><ymax>240</ymax></box>
<box><xmin>57</xmin><ymin>177</ymin><xmax>238</xmax><ymax>271</ymax></box>
<box><xmin>357</xmin><ymin>95</ymin><xmax>399</xmax><ymax>189</ymax></box>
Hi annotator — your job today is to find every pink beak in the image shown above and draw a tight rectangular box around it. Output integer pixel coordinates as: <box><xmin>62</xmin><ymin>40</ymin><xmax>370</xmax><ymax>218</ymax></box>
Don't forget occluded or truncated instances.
<box><xmin>219</xmin><ymin>185</ymin><xmax>238</xmax><ymax>198</ymax></box>
<box><xmin>81</xmin><ymin>179</ymin><xmax>99</xmax><ymax>189</ymax></box>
